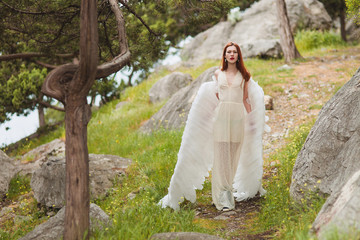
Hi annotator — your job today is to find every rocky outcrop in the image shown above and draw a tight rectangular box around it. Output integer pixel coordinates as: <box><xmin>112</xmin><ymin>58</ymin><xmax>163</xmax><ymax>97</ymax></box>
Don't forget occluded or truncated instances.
<box><xmin>17</xmin><ymin>139</ymin><xmax>65</xmax><ymax>176</ymax></box>
<box><xmin>312</xmin><ymin>170</ymin><xmax>360</xmax><ymax>239</ymax></box>
<box><xmin>149</xmin><ymin>72</ymin><xmax>192</xmax><ymax>103</ymax></box>
<box><xmin>31</xmin><ymin>154</ymin><xmax>132</xmax><ymax>208</ymax></box>
<box><xmin>140</xmin><ymin>67</ymin><xmax>218</xmax><ymax>133</ymax></box>
<box><xmin>19</xmin><ymin>203</ymin><xmax>109</xmax><ymax>240</ymax></box>
<box><xmin>290</xmin><ymin>67</ymin><xmax>360</xmax><ymax>202</ymax></box>
<box><xmin>151</xmin><ymin>232</ymin><xmax>223</xmax><ymax>240</ymax></box>
<box><xmin>0</xmin><ymin>150</ymin><xmax>17</xmax><ymax>198</ymax></box>
<box><xmin>181</xmin><ymin>0</ymin><xmax>332</xmax><ymax>62</ymax></box>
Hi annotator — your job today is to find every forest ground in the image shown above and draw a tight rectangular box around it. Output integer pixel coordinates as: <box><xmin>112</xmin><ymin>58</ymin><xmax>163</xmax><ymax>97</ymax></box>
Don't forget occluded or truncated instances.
<box><xmin>195</xmin><ymin>46</ymin><xmax>360</xmax><ymax>240</ymax></box>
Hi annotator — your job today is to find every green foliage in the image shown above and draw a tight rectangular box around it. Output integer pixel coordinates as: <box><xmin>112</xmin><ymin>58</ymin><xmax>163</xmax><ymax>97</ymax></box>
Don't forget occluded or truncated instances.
<box><xmin>0</xmin><ymin>63</ymin><xmax>47</xmax><ymax>123</ymax></box>
<box><xmin>44</xmin><ymin>107</ymin><xmax>65</xmax><ymax>125</ymax></box>
<box><xmin>6</xmin><ymin>174</ymin><xmax>31</xmax><ymax>200</ymax></box>
<box><xmin>258</xmin><ymin>121</ymin><xmax>326</xmax><ymax>239</ymax></box>
<box><xmin>346</xmin><ymin>0</ymin><xmax>360</xmax><ymax>24</ymax></box>
<box><xmin>295</xmin><ymin>30</ymin><xmax>347</xmax><ymax>52</ymax></box>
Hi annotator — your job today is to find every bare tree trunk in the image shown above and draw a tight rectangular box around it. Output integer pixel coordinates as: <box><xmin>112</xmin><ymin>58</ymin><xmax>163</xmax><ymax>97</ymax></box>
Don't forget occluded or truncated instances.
<box><xmin>63</xmin><ymin>0</ymin><xmax>98</xmax><ymax>239</ymax></box>
<box><xmin>38</xmin><ymin>93</ymin><xmax>46</xmax><ymax>127</ymax></box>
<box><xmin>276</xmin><ymin>0</ymin><xmax>302</xmax><ymax>63</ymax></box>
<box><xmin>339</xmin><ymin>7</ymin><xmax>347</xmax><ymax>42</ymax></box>
<box><xmin>64</xmin><ymin>98</ymin><xmax>92</xmax><ymax>240</ymax></box>
<box><xmin>41</xmin><ymin>1</ymin><xmax>130</xmax><ymax>237</ymax></box>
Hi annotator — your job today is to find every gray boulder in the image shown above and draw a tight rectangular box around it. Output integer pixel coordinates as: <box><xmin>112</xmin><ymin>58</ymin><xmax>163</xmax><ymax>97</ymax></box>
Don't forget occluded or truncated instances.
<box><xmin>31</xmin><ymin>154</ymin><xmax>132</xmax><ymax>208</ymax></box>
<box><xmin>19</xmin><ymin>203</ymin><xmax>109</xmax><ymax>240</ymax></box>
<box><xmin>17</xmin><ymin>139</ymin><xmax>65</xmax><ymax>176</ymax></box>
<box><xmin>181</xmin><ymin>0</ymin><xmax>332</xmax><ymax>62</ymax></box>
<box><xmin>149</xmin><ymin>72</ymin><xmax>192</xmax><ymax>103</ymax></box>
<box><xmin>312</xmin><ymin>170</ymin><xmax>360</xmax><ymax>239</ymax></box>
<box><xmin>140</xmin><ymin>67</ymin><xmax>218</xmax><ymax>133</ymax></box>
<box><xmin>290</xmin><ymin>67</ymin><xmax>360</xmax><ymax>202</ymax></box>
<box><xmin>30</xmin><ymin>158</ymin><xmax>66</xmax><ymax>208</ymax></box>
<box><xmin>151</xmin><ymin>232</ymin><xmax>223</xmax><ymax>240</ymax></box>
<box><xmin>0</xmin><ymin>150</ymin><xmax>17</xmax><ymax>198</ymax></box>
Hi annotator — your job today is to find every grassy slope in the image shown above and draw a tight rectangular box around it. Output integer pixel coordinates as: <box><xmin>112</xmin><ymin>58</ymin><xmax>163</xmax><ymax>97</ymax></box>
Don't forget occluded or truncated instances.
<box><xmin>1</xmin><ymin>31</ymin><xmax>359</xmax><ymax>239</ymax></box>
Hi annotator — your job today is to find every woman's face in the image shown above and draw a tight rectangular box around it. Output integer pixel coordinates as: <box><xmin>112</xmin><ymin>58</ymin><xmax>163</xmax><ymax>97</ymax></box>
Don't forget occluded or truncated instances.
<box><xmin>225</xmin><ymin>45</ymin><xmax>238</xmax><ymax>64</ymax></box>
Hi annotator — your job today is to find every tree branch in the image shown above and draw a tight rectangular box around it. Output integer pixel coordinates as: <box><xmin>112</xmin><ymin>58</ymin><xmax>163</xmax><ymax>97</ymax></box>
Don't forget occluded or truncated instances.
<box><xmin>38</xmin><ymin>101</ymin><xmax>65</xmax><ymax>112</ymax></box>
<box><xmin>95</xmin><ymin>0</ymin><xmax>130</xmax><ymax>79</ymax></box>
<box><xmin>34</xmin><ymin>60</ymin><xmax>58</xmax><ymax>69</ymax></box>
<box><xmin>118</xmin><ymin>0</ymin><xmax>161</xmax><ymax>37</ymax></box>
<box><xmin>0</xmin><ymin>52</ymin><xmax>75</xmax><ymax>61</ymax></box>
<box><xmin>0</xmin><ymin>0</ymin><xmax>79</xmax><ymax>15</ymax></box>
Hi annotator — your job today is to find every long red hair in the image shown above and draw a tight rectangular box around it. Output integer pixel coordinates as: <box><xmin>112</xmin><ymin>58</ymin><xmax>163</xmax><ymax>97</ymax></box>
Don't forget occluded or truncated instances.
<box><xmin>221</xmin><ymin>42</ymin><xmax>251</xmax><ymax>82</ymax></box>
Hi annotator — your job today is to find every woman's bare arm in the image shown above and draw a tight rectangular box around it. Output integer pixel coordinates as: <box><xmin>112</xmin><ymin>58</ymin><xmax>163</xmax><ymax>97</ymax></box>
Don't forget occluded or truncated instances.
<box><xmin>243</xmin><ymin>80</ymin><xmax>251</xmax><ymax>113</ymax></box>
<box><xmin>214</xmin><ymin>69</ymin><xmax>220</xmax><ymax>100</ymax></box>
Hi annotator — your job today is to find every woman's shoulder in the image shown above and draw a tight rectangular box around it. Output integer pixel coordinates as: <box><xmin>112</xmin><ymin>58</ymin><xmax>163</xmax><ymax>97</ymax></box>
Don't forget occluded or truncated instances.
<box><xmin>214</xmin><ymin>69</ymin><xmax>223</xmax><ymax>80</ymax></box>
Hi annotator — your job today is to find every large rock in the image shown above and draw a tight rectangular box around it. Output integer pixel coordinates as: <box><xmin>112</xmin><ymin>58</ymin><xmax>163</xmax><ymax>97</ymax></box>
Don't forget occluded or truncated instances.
<box><xmin>311</xmin><ymin>170</ymin><xmax>360</xmax><ymax>239</ymax></box>
<box><xmin>0</xmin><ymin>150</ymin><xmax>17</xmax><ymax>198</ymax></box>
<box><xmin>31</xmin><ymin>154</ymin><xmax>132</xmax><ymax>208</ymax></box>
<box><xmin>30</xmin><ymin>158</ymin><xmax>66</xmax><ymax>208</ymax></box>
<box><xmin>17</xmin><ymin>139</ymin><xmax>65</xmax><ymax>176</ymax></box>
<box><xmin>149</xmin><ymin>72</ymin><xmax>192</xmax><ymax>103</ymax></box>
<box><xmin>19</xmin><ymin>203</ymin><xmax>109</xmax><ymax>240</ymax></box>
<box><xmin>140</xmin><ymin>67</ymin><xmax>218</xmax><ymax>133</ymax></box>
<box><xmin>151</xmin><ymin>232</ymin><xmax>223</xmax><ymax>240</ymax></box>
<box><xmin>181</xmin><ymin>0</ymin><xmax>332</xmax><ymax>62</ymax></box>
<box><xmin>290</xmin><ymin>67</ymin><xmax>360</xmax><ymax>202</ymax></box>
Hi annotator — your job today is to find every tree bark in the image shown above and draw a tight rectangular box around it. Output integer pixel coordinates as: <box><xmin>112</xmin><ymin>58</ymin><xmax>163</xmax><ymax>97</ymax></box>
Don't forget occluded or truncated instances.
<box><xmin>38</xmin><ymin>104</ymin><xmax>46</xmax><ymax>128</ymax></box>
<box><xmin>339</xmin><ymin>6</ymin><xmax>347</xmax><ymax>42</ymax></box>
<box><xmin>63</xmin><ymin>0</ymin><xmax>98</xmax><ymax>239</ymax></box>
<box><xmin>63</xmin><ymin>98</ymin><xmax>92</xmax><ymax>240</ymax></box>
<box><xmin>276</xmin><ymin>0</ymin><xmax>302</xmax><ymax>63</ymax></box>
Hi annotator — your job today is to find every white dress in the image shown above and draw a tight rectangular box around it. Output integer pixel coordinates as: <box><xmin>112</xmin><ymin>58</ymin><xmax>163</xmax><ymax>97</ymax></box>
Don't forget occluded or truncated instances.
<box><xmin>212</xmin><ymin>70</ymin><xmax>245</xmax><ymax>210</ymax></box>
<box><xmin>158</xmin><ymin>69</ymin><xmax>269</xmax><ymax>211</ymax></box>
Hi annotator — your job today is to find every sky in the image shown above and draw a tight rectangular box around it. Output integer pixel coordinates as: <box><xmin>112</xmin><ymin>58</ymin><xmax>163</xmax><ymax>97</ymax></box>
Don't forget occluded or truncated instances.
<box><xmin>0</xmin><ymin>44</ymin><xmax>186</xmax><ymax>147</ymax></box>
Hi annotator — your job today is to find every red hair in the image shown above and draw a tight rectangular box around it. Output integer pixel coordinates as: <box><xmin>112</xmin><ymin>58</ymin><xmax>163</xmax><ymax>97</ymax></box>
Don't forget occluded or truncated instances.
<box><xmin>221</xmin><ymin>42</ymin><xmax>251</xmax><ymax>82</ymax></box>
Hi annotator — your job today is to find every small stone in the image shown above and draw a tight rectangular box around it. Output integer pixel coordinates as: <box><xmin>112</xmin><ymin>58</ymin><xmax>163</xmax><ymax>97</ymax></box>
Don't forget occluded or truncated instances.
<box><xmin>214</xmin><ymin>214</ymin><xmax>230</xmax><ymax>220</ymax></box>
<box><xmin>277</xmin><ymin>64</ymin><xmax>293</xmax><ymax>71</ymax></box>
<box><xmin>127</xmin><ymin>192</ymin><xmax>137</xmax><ymax>200</ymax></box>
<box><xmin>0</xmin><ymin>207</ymin><xmax>13</xmax><ymax>217</ymax></box>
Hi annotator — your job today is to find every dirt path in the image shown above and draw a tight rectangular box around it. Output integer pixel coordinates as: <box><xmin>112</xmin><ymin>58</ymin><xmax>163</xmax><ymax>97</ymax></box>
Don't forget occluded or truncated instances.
<box><xmin>196</xmin><ymin>47</ymin><xmax>360</xmax><ymax>239</ymax></box>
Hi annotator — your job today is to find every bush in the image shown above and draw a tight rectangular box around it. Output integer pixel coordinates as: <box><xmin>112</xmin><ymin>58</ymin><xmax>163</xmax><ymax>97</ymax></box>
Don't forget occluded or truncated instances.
<box><xmin>295</xmin><ymin>30</ymin><xmax>346</xmax><ymax>52</ymax></box>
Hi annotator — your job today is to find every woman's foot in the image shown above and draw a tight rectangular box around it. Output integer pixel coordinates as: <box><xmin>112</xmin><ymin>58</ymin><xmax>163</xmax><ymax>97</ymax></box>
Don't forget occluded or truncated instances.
<box><xmin>222</xmin><ymin>207</ymin><xmax>230</xmax><ymax>212</ymax></box>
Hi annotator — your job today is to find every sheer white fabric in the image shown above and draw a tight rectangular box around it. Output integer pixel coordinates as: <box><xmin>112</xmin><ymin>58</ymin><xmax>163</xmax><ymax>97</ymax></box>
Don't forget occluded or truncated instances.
<box><xmin>158</xmin><ymin>71</ymin><xmax>269</xmax><ymax>211</ymax></box>
<box><xmin>212</xmin><ymin>71</ymin><xmax>245</xmax><ymax>210</ymax></box>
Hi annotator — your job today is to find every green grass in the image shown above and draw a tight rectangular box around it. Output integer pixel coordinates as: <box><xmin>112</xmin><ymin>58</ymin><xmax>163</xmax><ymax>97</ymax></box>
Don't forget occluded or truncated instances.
<box><xmin>295</xmin><ymin>30</ymin><xmax>347</xmax><ymax>53</ymax></box>
<box><xmin>257</xmin><ymin>121</ymin><xmax>326</xmax><ymax>239</ymax></box>
<box><xmin>0</xmin><ymin>175</ymin><xmax>49</xmax><ymax>240</ymax></box>
<box><xmin>6</xmin><ymin>174</ymin><xmax>31</xmax><ymax>200</ymax></box>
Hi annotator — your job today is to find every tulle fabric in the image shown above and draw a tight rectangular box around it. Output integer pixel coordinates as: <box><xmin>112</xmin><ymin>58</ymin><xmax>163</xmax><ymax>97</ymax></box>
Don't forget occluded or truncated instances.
<box><xmin>158</xmin><ymin>75</ymin><xmax>269</xmax><ymax>210</ymax></box>
<box><xmin>211</xmin><ymin>71</ymin><xmax>245</xmax><ymax>210</ymax></box>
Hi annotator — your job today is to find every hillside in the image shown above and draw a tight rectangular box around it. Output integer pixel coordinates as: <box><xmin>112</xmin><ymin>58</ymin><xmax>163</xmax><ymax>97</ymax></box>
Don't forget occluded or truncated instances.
<box><xmin>1</xmin><ymin>42</ymin><xmax>359</xmax><ymax>239</ymax></box>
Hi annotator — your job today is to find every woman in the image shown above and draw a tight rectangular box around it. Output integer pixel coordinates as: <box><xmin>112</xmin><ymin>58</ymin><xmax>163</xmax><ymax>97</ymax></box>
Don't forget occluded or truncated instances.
<box><xmin>159</xmin><ymin>42</ymin><xmax>269</xmax><ymax>211</ymax></box>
